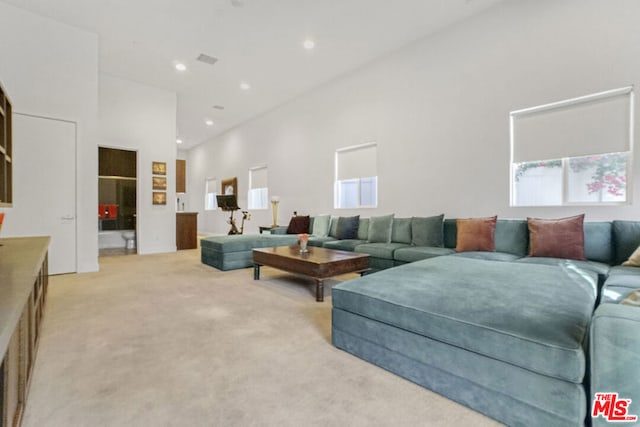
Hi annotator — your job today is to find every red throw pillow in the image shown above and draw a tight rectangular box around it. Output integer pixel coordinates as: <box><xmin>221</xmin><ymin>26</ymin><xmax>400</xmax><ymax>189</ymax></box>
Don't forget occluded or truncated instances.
<box><xmin>287</xmin><ymin>215</ymin><xmax>310</xmax><ymax>234</ymax></box>
<box><xmin>528</xmin><ymin>214</ymin><xmax>585</xmax><ymax>260</ymax></box>
<box><xmin>456</xmin><ymin>216</ymin><xmax>497</xmax><ymax>252</ymax></box>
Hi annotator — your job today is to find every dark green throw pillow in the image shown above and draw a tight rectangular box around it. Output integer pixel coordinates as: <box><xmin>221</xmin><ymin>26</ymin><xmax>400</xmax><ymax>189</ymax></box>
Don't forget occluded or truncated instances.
<box><xmin>336</xmin><ymin>215</ymin><xmax>360</xmax><ymax>240</ymax></box>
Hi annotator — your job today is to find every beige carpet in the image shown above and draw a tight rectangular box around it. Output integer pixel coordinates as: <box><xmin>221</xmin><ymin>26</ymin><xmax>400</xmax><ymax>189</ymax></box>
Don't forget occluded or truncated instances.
<box><xmin>22</xmin><ymin>249</ymin><xmax>502</xmax><ymax>427</ymax></box>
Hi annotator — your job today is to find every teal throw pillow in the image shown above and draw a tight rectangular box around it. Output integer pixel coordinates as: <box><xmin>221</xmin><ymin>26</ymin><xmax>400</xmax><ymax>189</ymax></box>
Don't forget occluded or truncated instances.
<box><xmin>311</xmin><ymin>215</ymin><xmax>331</xmax><ymax>237</ymax></box>
<box><xmin>411</xmin><ymin>214</ymin><xmax>444</xmax><ymax>247</ymax></box>
<box><xmin>329</xmin><ymin>217</ymin><xmax>339</xmax><ymax>238</ymax></box>
<box><xmin>368</xmin><ymin>214</ymin><xmax>395</xmax><ymax>243</ymax></box>
<box><xmin>391</xmin><ymin>218</ymin><xmax>412</xmax><ymax>244</ymax></box>
<box><xmin>337</xmin><ymin>216</ymin><xmax>360</xmax><ymax>240</ymax></box>
<box><xmin>357</xmin><ymin>218</ymin><xmax>370</xmax><ymax>240</ymax></box>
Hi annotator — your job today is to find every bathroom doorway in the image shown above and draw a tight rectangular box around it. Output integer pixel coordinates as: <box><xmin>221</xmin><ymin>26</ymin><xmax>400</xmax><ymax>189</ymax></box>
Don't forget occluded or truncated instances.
<box><xmin>98</xmin><ymin>147</ymin><xmax>137</xmax><ymax>256</ymax></box>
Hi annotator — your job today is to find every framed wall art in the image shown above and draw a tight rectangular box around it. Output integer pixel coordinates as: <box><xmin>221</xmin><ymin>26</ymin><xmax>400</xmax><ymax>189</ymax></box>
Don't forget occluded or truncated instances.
<box><xmin>152</xmin><ymin>176</ymin><xmax>167</xmax><ymax>190</ymax></box>
<box><xmin>221</xmin><ymin>177</ymin><xmax>237</xmax><ymax>195</ymax></box>
<box><xmin>152</xmin><ymin>161</ymin><xmax>166</xmax><ymax>175</ymax></box>
<box><xmin>152</xmin><ymin>192</ymin><xmax>167</xmax><ymax>205</ymax></box>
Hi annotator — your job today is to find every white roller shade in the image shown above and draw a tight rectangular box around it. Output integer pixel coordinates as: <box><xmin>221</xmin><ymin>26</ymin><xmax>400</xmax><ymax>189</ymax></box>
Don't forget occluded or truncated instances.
<box><xmin>511</xmin><ymin>87</ymin><xmax>633</xmax><ymax>163</ymax></box>
<box><xmin>250</xmin><ymin>166</ymin><xmax>268</xmax><ymax>189</ymax></box>
<box><xmin>205</xmin><ymin>178</ymin><xmax>217</xmax><ymax>193</ymax></box>
<box><xmin>337</xmin><ymin>143</ymin><xmax>377</xmax><ymax>180</ymax></box>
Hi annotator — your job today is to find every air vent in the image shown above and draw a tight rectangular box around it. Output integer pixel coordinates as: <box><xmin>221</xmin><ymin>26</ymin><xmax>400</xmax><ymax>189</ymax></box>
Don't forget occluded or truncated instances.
<box><xmin>213</xmin><ymin>105</ymin><xmax>225</xmax><ymax>110</ymax></box>
<box><xmin>196</xmin><ymin>54</ymin><xmax>218</xmax><ymax>66</ymax></box>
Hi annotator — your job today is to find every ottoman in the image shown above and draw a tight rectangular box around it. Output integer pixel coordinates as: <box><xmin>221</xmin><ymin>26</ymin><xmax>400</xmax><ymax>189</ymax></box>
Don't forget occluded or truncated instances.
<box><xmin>201</xmin><ymin>234</ymin><xmax>298</xmax><ymax>271</ymax></box>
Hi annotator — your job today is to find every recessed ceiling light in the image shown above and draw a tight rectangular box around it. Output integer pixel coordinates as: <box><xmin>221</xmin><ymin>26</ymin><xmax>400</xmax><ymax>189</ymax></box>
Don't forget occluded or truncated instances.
<box><xmin>205</xmin><ymin>119</ymin><xmax>214</xmax><ymax>126</ymax></box>
<box><xmin>175</xmin><ymin>63</ymin><xmax>187</xmax><ymax>71</ymax></box>
<box><xmin>176</xmin><ymin>139</ymin><xmax>183</xmax><ymax>144</ymax></box>
<box><xmin>303</xmin><ymin>39</ymin><xmax>315</xmax><ymax>50</ymax></box>
<box><xmin>240</xmin><ymin>82</ymin><xmax>251</xmax><ymax>91</ymax></box>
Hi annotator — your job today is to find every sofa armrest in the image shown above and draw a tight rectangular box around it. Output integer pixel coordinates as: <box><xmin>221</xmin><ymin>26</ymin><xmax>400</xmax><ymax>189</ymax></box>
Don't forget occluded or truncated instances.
<box><xmin>590</xmin><ymin>302</ymin><xmax>640</xmax><ymax>426</ymax></box>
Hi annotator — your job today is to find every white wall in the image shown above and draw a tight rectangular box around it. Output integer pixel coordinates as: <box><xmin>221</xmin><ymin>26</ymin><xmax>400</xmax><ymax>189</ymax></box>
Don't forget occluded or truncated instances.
<box><xmin>99</xmin><ymin>74</ymin><xmax>177</xmax><ymax>254</ymax></box>
<box><xmin>0</xmin><ymin>2</ymin><xmax>99</xmax><ymax>272</ymax></box>
<box><xmin>188</xmin><ymin>0</ymin><xmax>640</xmax><ymax>234</ymax></box>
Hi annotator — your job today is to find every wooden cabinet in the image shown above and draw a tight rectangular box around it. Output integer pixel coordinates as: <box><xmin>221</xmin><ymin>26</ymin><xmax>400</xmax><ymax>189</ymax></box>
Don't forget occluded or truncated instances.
<box><xmin>0</xmin><ymin>82</ymin><xmax>13</xmax><ymax>207</ymax></box>
<box><xmin>176</xmin><ymin>159</ymin><xmax>186</xmax><ymax>193</ymax></box>
<box><xmin>0</xmin><ymin>237</ymin><xmax>49</xmax><ymax>427</ymax></box>
<box><xmin>176</xmin><ymin>212</ymin><xmax>197</xmax><ymax>250</ymax></box>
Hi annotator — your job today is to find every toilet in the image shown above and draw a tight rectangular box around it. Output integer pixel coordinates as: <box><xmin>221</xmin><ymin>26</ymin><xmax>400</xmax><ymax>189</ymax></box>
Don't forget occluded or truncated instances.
<box><xmin>121</xmin><ymin>230</ymin><xmax>136</xmax><ymax>250</ymax></box>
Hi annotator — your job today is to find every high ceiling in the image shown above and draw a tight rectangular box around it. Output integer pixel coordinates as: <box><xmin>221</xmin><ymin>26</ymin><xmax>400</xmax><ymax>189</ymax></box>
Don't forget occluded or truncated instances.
<box><xmin>3</xmin><ymin>0</ymin><xmax>503</xmax><ymax>149</ymax></box>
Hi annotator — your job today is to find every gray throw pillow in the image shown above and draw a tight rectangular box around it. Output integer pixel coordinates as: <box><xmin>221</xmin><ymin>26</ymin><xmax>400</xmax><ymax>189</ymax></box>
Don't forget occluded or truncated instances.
<box><xmin>337</xmin><ymin>216</ymin><xmax>360</xmax><ymax>240</ymax></box>
<box><xmin>411</xmin><ymin>214</ymin><xmax>444</xmax><ymax>247</ymax></box>
<box><xmin>311</xmin><ymin>214</ymin><xmax>331</xmax><ymax>237</ymax></box>
<box><xmin>368</xmin><ymin>214</ymin><xmax>395</xmax><ymax>243</ymax></box>
<box><xmin>357</xmin><ymin>218</ymin><xmax>370</xmax><ymax>240</ymax></box>
<box><xmin>391</xmin><ymin>218</ymin><xmax>412</xmax><ymax>244</ymax></box>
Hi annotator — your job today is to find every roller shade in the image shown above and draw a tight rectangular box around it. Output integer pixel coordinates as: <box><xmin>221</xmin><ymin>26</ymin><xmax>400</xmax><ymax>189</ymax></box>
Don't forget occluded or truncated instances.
<box><xmin>205</xmin><ymin>178</ymin><xmax>217</xmax><ymax>193</ymax></box>
<box><xmin>337</xmin><ymin>143</ymin><xmax>377</xmax><ymax>180</ymax></box>
<box><xmin>250</xmin><ymin>166</ymin><xmax>268</xmax><ymax>189</ymax></box>
<box><xmin>511</xmin><ymin>87</ymin><xmax>633</xmax><ymax>163</ymax></box>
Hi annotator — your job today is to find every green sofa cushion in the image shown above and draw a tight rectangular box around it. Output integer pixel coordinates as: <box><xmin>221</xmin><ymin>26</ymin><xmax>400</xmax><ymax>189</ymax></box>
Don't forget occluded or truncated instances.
<box><xmin>323</xmin><ymin>239</ymin><xmax>368</xmax><ymax>252</ymax></box>
<box><xmin>332</xmin><ymin>256</ymin><xmax>597</xmax><ymax>383</ymax></box>
<box><xmin>411</xmin><ymin>214</ymin><xmax>444</xmax><ymax>247</ymax></box>
<box><xmin>393</xmin><ymin>246</ymin><xmax>454</xmax><ymax>263</ymax></box>
<box><xmin>354</xmin><ymin>242</ymin><xmax>409</xmax><ymax>260</ymax></box>
<box><xmin>450</xmin><ymin>251</ymin><xmax>521</xmax><ymax>262</ymax></box>
<box><xmin>584</xmin><ymin>222</ymin><xmax>613</xmax><ymax>264</ymax></box>
<box><xmin>329</xmin><ymin>216</ymin><xmax>339</xmax><ymax>238</ymax></box>
<box><xmin>368</xmin><ymin>214</ymin><xmax>394</xmax><ymax>243</ymax></box>
<box><xmin>391</xmin><ymin>218</ymin><xmax>412</xmax><ymax>244</ymax></box>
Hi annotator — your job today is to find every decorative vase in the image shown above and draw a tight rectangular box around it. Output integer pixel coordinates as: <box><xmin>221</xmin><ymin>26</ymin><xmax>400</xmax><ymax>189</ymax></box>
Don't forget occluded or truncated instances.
<box><xmin>271</xmin><ymin>198</ymin><xmax>279</xmax><ymax>227</ymax></box>
<box><xmin>299</xmin><ymin>233</ymin><xmax>309</xmax><ymax>254</ymax></box>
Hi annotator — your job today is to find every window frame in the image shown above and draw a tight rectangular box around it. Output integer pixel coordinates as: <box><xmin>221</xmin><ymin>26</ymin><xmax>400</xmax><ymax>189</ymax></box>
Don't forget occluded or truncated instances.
<box><xmin>334</xmin><ymin>142</ymin><xmax>378</xmax><ymax>209</ymax></box>
<box><xmin>248</xmin><ymin>165</ymin><xmax>269</xmax><ymax>210</ymax></box>
<box><xmin>510</xmin><ymin>87</ymin><xmax>634</xmax><ymax>207</ymax></box>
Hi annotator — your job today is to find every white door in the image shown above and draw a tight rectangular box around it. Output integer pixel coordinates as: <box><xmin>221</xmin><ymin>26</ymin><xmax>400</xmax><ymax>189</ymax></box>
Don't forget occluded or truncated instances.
<box><xmin>10</xmin><ymin>113</ymin><xmax>77</xmax><ymax>274</ymax></box>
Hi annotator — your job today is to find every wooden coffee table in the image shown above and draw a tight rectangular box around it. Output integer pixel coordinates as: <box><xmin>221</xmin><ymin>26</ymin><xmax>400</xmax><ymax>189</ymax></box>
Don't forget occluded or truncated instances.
<box><xmin>253</xmin><ymin>246</ymin><xmax>369</xmax><ymax>302</ymax></box>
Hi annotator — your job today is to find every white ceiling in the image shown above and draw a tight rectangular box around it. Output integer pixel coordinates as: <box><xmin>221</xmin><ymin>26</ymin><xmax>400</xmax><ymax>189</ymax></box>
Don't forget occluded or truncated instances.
<box><xmin>3</xmin><ymin>0</ymin><xmax>503</xmax><ymax>149</ymax></box>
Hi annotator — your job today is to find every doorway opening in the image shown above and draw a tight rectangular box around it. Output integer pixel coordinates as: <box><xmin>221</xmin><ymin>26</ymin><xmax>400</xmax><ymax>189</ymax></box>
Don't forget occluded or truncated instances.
<box><xmin>98</xmin><ymin>147</ymin><xmax>137</xmax><ymax>256</ymax></box>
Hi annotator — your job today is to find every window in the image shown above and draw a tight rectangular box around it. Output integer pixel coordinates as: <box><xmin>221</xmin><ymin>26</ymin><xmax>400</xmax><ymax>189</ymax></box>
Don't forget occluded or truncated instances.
<box><xmin>248</xmin><ymin>166</ymin><xmax>268</xmax><ymax>209</ymax></box>
<box><xmin>335</xmin><ymin>143</ymin><xmax>378</xmax><ymax>209</ymax></box>
<box><xmin>510</xmin><ymin>87</ymin><xmax>633</xmax><ymax>206</ymax></box>
<box><xmin>204</xmin><ymin>178</ymin><xmax>218</xmax><ymax>210</ymax></box>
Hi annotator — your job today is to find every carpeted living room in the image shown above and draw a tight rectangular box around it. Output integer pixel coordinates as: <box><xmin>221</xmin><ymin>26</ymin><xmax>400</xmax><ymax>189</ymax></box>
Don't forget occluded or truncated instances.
<box><xmin>1</xmin><ymin>1</ymin><xmax>640</xmax><ymax>426</ymax></box>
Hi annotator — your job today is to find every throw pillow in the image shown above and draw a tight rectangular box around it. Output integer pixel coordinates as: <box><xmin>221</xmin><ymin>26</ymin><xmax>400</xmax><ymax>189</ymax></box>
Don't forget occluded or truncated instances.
<box><xmin>391</xmin><ymin>218</ymin><xmax>412</xmax><ymax>244</ymax></box>
<box><xmin>368</xmin><ymin>214</ymin><xmax>395</xmax><ymax>243</ymax></box>
<box><xmin>411</xmin><ymin>214</ymin><xmax>445</xmax><ymax>247</ymax></box>
<box><xmin>336</xmin><ymin>216</ymin><xmax>360</xmax><ymax>240</ymax></box>
<box><xmin>357</xmin><ymin>218</ymin><xmax>370</xmax><ymax>240</ymax></box>
<box><xmin>623</xmin><ymin>245</ymin><xmax>640</xmax><ymax>267</ymax></box>
<box><xmin>329</xmin><ymin>217</ymin><xmax>339</xmax><ymax>238</ymax></box>
<box><xmin>286</xmin><ymin>215</ymin><xmax>310</xmax><ymax>234</ymax></box>
<box><xmin>311</xmin><ymin>214</ymin><xmax>331</xmax><ymax>237</ymax></box>
<box><xmin>456</xmin><ymin>216</ymin><xmax>497</xmax><ymax>252</ymax></box>
<box><xmin>527</xmin><ymin>214</ymin><xmax>585</xmax><ymax>260</ymax></box>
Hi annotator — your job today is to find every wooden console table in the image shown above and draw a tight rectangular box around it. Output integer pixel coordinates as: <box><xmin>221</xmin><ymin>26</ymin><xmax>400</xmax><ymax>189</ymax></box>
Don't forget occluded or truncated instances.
<box><xmin>0</xmin><ymin>236</ymin><xmax>49</xmax><ymax>427</ymax></box>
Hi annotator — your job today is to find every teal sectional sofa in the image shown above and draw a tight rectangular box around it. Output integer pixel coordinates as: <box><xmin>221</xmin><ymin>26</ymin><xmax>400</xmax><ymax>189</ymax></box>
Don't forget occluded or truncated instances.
<box><xmin>305</xmin><ymin>214</ymin><xmax>640</xmax><ymax>426</ymax></box>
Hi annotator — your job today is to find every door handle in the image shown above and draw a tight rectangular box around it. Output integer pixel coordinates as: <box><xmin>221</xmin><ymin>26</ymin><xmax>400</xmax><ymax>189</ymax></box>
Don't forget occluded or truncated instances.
<box><xmin>61</xmin><ymin>215</ymin><xmax>75</xmax><ymax>220</ymax></box>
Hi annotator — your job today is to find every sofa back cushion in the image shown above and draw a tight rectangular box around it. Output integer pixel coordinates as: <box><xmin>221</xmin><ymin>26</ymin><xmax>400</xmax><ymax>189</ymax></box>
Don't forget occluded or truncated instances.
<box><xmin>368</xmin><ymin>214</ymin><xmax>395</xmax><ymax>243</ymax></box>
<box><xmin>411</xmin><ymin>214</ymin><xmax>444</xmax><ymax>247</ymax></box>
<box><xmin>456</xmin><ymin>216</ymin><xmax>497</xmax><ymax>252</ymax></box>
<box><xmin>336</xmin><ymin>215</ymin><xmax>360</xmax><ymax>240</ymax></box>
<box><xmin>391</xmin><ymin>218</ymin><xmax>412</xmax><ymax>244</ymax></box>
<box><xmin>311</xmin><ymin>214</ymin><xmax>331</xmax><ymax>237</ymax></box>
<box><xmin>357</xmin><ymin>218</ymin><xmax>370</xmax><ymax>240</ymax></box>
<box><xmin>329</xmin><ymin>217</ymin><xmax>339</xmax><ymax>238</ymax></box>
<box><xmin>584</xmin><ymin>222</ymin><xmax>613</xmax><ymax>264</ymax></box>
<box><xmin>444</xmin><ymin>219</ymin><xmax>457</xmax><ymax>248</ymax></box>
<box><xmin>528</xmin><ymin>215</ymin><xmax>585</xmax><ymax>260</ymax></box>
<box><xmin>613</xmin><ymin>220</ymin><xmax>640</xmax><ymax>265</ymax></box>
